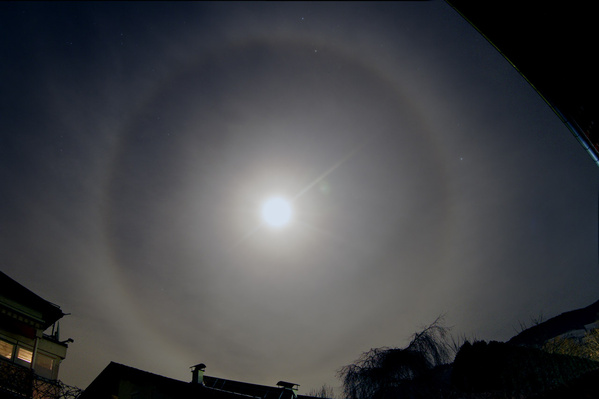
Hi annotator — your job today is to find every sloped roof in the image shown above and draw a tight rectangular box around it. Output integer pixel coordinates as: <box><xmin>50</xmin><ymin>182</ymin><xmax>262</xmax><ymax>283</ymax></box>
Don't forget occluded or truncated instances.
<box><xmin>81</xmin><ymin>362</ymin><xmax>314</xmax><ymax>399</ymax></box>
<box><xmin>204</xmin><ymin>375</ymin><xmax>297</xmax><ymax>399</ymax></box>
<box><xmin>80</xmin><ymin>362</ymin><xmax>198</xmax><ymax>399</ymax></box>
<box><xmin>508</xmin><ymin>299</ymin><xmax>599</xmax><ymax>346</ymax></box>
<box><xmin>0</xmin><ymin>270</ymin><xmax>65</xmax><ymax>330</ymax></box>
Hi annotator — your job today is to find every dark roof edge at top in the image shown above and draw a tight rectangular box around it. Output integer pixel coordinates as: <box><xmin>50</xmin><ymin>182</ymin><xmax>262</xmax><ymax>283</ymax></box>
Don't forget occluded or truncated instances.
<box><xmin>445</xmin><ymin>1</ymin><xmax>599</xmax><ymax>167</ymax></box>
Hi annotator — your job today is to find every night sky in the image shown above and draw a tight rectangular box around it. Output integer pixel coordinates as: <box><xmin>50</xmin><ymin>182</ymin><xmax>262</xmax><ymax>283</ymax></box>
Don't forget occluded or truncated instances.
<box><xmin>1</xmin><ymin>1</ymin><xmax>598</xmax><ymax>393</ymax></box>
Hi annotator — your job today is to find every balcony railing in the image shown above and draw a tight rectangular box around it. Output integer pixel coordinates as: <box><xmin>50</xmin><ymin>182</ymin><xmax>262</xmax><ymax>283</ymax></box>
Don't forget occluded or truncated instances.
<box><xmin>0</xmin><ymin>360</ymin><xmax>82</xmax><ymax>399</ymax></box>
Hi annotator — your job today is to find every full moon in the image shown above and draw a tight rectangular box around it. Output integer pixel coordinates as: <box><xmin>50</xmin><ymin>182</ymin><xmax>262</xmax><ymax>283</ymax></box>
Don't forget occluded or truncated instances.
<box><xmin>261</xmin><ymin>197</ymin><xmax>293</xmax><ymax>228</ymax></box>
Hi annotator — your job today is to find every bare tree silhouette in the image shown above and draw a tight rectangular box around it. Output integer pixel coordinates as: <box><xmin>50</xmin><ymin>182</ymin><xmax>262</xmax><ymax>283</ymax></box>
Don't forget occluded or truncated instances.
<box><xmin>307</xmin><ymin>383</ymin><xmax>336</xmax><ymax>399</ymax></box>
<box><xmin>337</xmin><ymin>316</ymin><xmax>452</xmax><ymax>399</ymax></box>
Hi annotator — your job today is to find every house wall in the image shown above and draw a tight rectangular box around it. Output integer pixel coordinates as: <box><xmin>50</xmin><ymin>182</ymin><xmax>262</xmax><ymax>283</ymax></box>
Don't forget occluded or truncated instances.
<box><xmin>0</xmin><ymin>330</ymin><xmax>66</xmax><ymax>380</ymax></box>
<box><xmin>0</xmin><ymin>272</ymin><xmax>68</xmax><ymax>382</ymax></box>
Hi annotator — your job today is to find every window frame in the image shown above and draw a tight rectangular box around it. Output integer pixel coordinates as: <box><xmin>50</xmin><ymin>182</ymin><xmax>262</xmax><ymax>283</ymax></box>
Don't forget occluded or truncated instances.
<box><xmin>15</xmin><ymin>345</ymin><xmax>33</xmax><ymax>367</ymax></box>
<box><xmin>0</xmin><ymin>338</ymin><xmax>15</xmax><ymax>361</ymax></box>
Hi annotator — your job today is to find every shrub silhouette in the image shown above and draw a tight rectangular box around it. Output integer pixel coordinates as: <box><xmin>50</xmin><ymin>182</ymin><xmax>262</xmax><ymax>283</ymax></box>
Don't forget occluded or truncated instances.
<box><xmin>452</xmin><ymin>340</ymin><xmax>599</xmax><ymax>396</ymax></box>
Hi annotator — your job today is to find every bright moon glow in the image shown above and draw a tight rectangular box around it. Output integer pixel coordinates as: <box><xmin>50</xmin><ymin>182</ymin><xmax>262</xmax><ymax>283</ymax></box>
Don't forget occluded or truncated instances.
<box><xmin>261</xmin><ymin>197</ymin><xmax>293</xmax><ymax>228</ymax></box>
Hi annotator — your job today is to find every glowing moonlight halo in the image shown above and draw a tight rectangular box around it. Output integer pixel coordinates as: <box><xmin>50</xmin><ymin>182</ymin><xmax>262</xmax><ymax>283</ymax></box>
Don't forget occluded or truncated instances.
<box><xmin>261</xmin><ymin>196</ymin><xmax>293</xmax><ymax>228</ymax></box>
<box><xmin>102</xmin><ymin>36</ymin><xmax>452</xmax><ymax>365</ymax></box>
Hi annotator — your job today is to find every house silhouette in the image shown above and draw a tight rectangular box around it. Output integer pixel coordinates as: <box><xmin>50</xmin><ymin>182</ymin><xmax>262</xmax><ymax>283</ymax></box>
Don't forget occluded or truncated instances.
<box><xmin>81</xmin><ymin>362</ymin><xmax>319</xmax><ymax>399</ymax></box>
<box><xmin>0</xmin><ymin>270</ymin><xmax>75</xmax><ymax>398</ymax></box>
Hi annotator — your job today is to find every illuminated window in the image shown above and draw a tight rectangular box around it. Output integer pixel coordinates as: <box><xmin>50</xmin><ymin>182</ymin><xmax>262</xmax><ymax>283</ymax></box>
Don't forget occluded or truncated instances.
<box><xmin>16</xmin><ymin>347</ymin><xmax>33</xmax><ymax>366</ymax></box>
<box><xmin>35</xmin><ymin>353</ymin><xmax>55</xmax><ymax>379</ymax></box>
<box><xmin>35</xmin><ymin>353</ymin><xmax>53</xmax><ymax>370</ymax></box>
<box><xmin>0</xmin><ymin>339</ymin><xmax>14</xmax><ymax>360</ymax></box>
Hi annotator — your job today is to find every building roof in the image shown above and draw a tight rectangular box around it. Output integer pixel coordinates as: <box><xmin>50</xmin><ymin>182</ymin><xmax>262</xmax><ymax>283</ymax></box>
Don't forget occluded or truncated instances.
<box><xmin>81</xmin><ymin>362</ymin><xmax>318</xmax><ymax>399</ymax></box>
<box><xmin>0</xmin><ymin>271</ymin><xmax>65</xmax><ymax>332</ymax></box>
<box><xmin>508</xmin><ymin>299</ymin><xmax>599</xmax><ymax>347</ymax></box>
<box><xmin>204</xmin><ymin>375</ymin><xmax>296</xmax><ymax>399</ymax></box>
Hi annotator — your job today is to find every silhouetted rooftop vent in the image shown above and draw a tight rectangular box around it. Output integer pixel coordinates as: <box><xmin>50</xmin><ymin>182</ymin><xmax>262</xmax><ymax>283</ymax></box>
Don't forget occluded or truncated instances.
<box><xmin>277</xmin><ymin>381</ymin><xmax>299</xmax><ymax>399</ymax></box>
<box><xmin>276</xmin><ymin>381</ymin><xmax>298</xmax><ymax>389</ymax></box>
<box><xmin>191</xmin><ymin>363</ymin><xmax>207</xmax><ymax>384</ymax></box>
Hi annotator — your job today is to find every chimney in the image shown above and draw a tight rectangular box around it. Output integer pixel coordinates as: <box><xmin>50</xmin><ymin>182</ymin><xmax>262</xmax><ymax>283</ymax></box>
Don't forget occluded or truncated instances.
<box><xmin>191</xmin><ymin>363</ymin><xmax>207</xmax><ymax>384</ymax></box>
<box><xmin>276</xmin><ymin>381</ymin><xmax>299</xmax><ymax>399</ymax></box>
